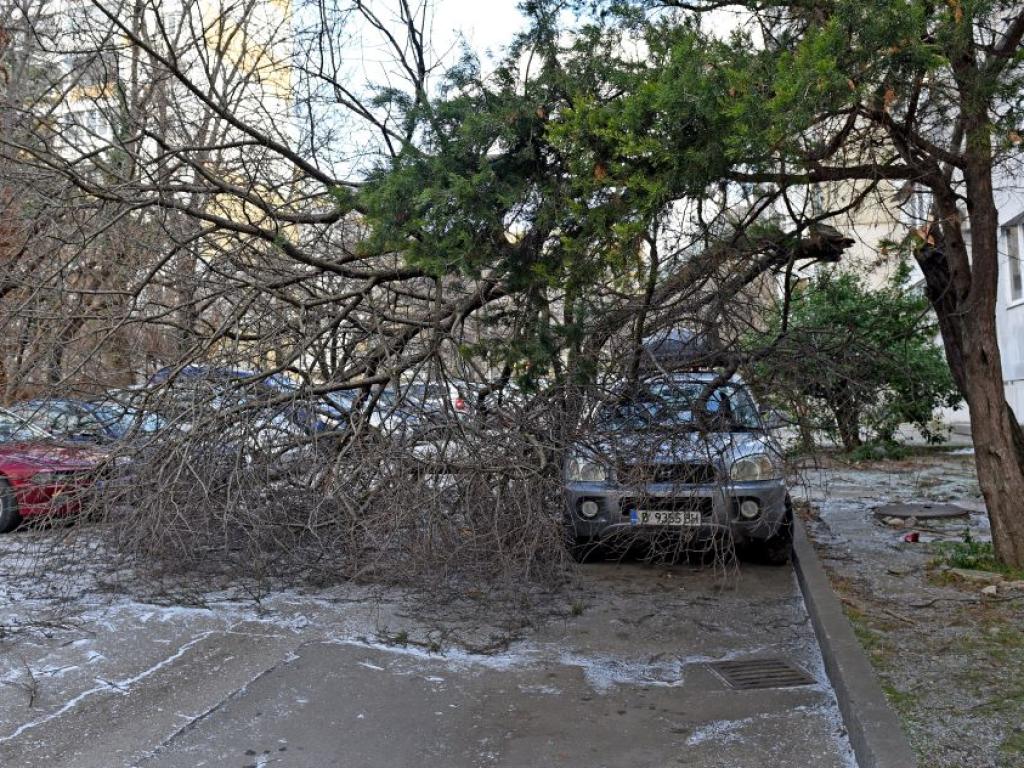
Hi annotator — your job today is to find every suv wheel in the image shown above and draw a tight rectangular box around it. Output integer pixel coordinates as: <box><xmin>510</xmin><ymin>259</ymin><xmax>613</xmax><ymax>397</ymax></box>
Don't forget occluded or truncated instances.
<box><xmin>744</xmin><ymin>496</ymin><xmax>793</xmax><ymax>566</ymax></box>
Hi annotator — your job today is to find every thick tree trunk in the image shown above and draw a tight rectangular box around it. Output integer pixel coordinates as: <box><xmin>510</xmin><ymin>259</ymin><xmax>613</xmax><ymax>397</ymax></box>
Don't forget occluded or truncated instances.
<box><xmin>917</xmin><ymin>125</ymin><xmax>1024</xmax><ymax>567</ymax></box>
<box><xmin>626</xmin><ymin>231</ymin><xmax>660</xmax><ymax>386</ymax></box>
<box><xmin>959</xmin><ymin>317</ymin><xmax>1024</xmax><ymax>566</ymax></box>
<box><xmin>960</xmin><ymin>121</ymin><xmax>1024</xmax><ymax>567</ymax></box>
<box><xmin>833</xmin><ymin>404</ymin><xmax>862</xmax><ymax>452</ymax></box>
<box><xmin>925</xmin><ymin>289</ymin><xmax>1024</xmax><ymax>566</ymax></box>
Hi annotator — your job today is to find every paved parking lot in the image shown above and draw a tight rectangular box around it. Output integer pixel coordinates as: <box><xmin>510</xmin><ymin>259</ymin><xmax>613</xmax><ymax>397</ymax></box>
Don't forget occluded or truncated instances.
<box><xmin>1</xmin><ymin>534</ymin><xmax>855</xmax><ymax>767</ymax></box>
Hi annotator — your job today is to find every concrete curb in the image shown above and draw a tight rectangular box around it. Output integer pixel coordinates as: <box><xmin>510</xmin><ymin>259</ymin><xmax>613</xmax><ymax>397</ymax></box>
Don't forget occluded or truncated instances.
<box><xmin>791</xmin><ymin>515</ymin><xmax>918</xmax><ymax>768</ymax></box>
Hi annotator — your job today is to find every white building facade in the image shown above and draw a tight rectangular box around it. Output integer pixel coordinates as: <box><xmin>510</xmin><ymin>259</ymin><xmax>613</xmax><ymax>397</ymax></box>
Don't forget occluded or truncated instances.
<box><xmin>994</xmin><ymin>181</ymin><xmax>1024</xmax><ymax>421</ymax></box>
<box><xmin>808</xmin><ymin>172</ymin><xmax>1024</xmax><ymax>429</ymax></box>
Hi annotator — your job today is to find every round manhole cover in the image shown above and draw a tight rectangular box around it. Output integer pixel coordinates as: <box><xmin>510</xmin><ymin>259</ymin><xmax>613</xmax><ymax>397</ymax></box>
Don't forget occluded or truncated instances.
<box><xmin>872</xmin><ymin>502</ymin><xmax>969</xmax><ymax>520</ymax></box>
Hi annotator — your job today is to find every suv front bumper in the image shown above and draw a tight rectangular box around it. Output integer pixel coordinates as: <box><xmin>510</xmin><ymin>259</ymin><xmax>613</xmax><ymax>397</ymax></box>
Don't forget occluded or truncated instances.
<box><xmin>563</xmin><ymin>479</ymin><xmax>788</xmax><ymax>545</ymax></box>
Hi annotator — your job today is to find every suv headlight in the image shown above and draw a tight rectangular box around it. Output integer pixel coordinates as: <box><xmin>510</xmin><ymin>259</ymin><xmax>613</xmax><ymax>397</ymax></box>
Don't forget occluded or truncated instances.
<box><xmin>567</xmin><ymin>457</ymin><xmax>608</xmax><ymax>483</ymax></box>
<box><xmin>30</xmin><ymin>471</ymin><xmax>62</xmax><ymax>485</ymax></box>
<box><xmin>730</xmin><ymin>454</ymin><xmax>777</xmax><ymax>482</ymax></box>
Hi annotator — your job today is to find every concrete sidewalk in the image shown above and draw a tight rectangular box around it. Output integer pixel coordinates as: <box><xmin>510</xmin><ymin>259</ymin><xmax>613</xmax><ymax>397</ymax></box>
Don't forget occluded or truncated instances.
<box><xmin>1</xmin><ymin>559</ymin><xmax>856</xmax><ymax>768</ymax></box>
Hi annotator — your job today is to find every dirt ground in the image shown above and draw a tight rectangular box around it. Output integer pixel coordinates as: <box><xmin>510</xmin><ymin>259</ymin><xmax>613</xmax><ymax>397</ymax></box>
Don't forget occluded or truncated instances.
<box><xmin>798</xmin><ymin>449</ymin><xmax>1024</xmax><ymax>768</ymax></box>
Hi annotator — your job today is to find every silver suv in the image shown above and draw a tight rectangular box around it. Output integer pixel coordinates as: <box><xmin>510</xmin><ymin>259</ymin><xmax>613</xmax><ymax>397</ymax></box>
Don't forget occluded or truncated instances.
<box><xmin>563</xmin><ymin>372</ymin><xmax>791</xmax><ymax>563</ymax></box>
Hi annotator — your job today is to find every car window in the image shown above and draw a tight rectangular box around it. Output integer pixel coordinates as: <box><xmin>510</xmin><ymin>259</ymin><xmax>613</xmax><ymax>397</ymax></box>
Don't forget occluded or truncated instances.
<box><xmin>9</xmin><ymin>403</ymin><xmax>88</xmax><ymax>435</ymax></box>
<box><xmin>326</xmin><ymin>391</ymin><xmax>358</xmax><ymax>409</ymax></box>
<box><xmin>405</xmin><ymin>384</ymin><xmax>446</xmax><ymax>401</ymax></box>
<box><xmin>90</xmin><ymin>404</ymin><xmax>164</xmax><ymax>435</ymax></box>
<box><xmin>0</xmin><ymin>411</ymin><xmax>53</xmax><ymax>443</ymax></box>
<box><xmin>61</xmin><ymin>408</ymin><xmax>106</xmax><ymax>434</ymax></box>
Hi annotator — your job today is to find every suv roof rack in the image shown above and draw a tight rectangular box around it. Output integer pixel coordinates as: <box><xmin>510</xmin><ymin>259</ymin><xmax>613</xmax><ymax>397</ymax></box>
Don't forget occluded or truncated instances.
<box><xmin>639</xmin><ymin>328</ymin><xmax>729</xmax><ymax>371</ymax></box>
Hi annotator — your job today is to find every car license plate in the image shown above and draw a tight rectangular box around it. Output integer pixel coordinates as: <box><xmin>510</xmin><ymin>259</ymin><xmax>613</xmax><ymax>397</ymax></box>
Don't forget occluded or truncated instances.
<box><xmin>630</xmin><ymin>509</ymin><xmax>702</xmax><ymax>526</ymax></box>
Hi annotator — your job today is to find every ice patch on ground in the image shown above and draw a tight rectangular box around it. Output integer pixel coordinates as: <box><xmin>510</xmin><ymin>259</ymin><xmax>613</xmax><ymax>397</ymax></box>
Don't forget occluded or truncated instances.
<box><xmin>325</xmin><ymin>636</ymin><xmax>533</xmax><ymax>673</ymax></box>
<box><xmin>687</xmin><ymin>715</ymin><xmax>756</xmax><ymax>745</ymax></box>
<box><xmin>557</xmin><ymin>652</ymin><xmax>690</xmax><ymax>692</ymax></box>
<box><xmin>517</xmin><ymin>683</ymin><xmax>561</xmax><ymax>695</ymax></box>
<box><xmin>686</xmin><ymin>703</ymin><xmax>857</xmax><ymax>768</ymax></box>
<box><xmin>0</xmin><ymin>630</ymin><xmax>218</xmax><ymax>743</ymax></box>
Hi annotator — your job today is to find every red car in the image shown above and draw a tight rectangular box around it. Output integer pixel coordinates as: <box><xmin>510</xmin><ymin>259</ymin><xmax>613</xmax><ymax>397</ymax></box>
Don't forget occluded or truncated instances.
<box><xmin>0</xmin><ymin>408</ymin><xmax>107</xmax><ymax>533</ymax></box>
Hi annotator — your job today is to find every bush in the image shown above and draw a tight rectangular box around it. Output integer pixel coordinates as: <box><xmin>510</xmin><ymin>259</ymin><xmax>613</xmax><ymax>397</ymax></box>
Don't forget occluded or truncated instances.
<box><xmin>747</xmin><ymin>261</ymin><xmax>962</xmax><ymax>451</ymax></box>
<box><xmin>843</xmin><ymin>440</ymin><xmax>909</xmax><ymax>463</ymax></box>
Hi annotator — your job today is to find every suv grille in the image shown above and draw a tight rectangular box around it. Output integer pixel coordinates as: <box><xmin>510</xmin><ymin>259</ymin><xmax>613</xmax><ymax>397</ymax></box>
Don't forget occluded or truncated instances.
<box><xmin>617</xmin><ymin>461</ymin><xmax>717</xmax><ymax>485</ymax></box>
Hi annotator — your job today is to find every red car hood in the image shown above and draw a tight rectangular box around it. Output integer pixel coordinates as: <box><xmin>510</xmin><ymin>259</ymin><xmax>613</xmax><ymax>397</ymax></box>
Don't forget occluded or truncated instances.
<box><xmin>0</xmin><ymin>441</ymin><xmax>108</xmax><ymax>471</ymax></box>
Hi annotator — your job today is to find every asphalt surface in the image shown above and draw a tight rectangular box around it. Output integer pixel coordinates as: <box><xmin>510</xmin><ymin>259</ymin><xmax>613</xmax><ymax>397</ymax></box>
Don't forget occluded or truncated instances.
<box><xmin>1</xmin><ymin>555</ymin><xmax>856</xmax><ymax>768</ymax></box>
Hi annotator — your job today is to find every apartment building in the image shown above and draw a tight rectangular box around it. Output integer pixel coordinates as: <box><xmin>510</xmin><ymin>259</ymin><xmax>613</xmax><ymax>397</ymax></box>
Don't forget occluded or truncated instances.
<box><xmin>811</xmin><ymin>173</ymin><xmax>1024</xmax><ymax>427</ymax></box>
<box><xmin>993</xmin><ymin>180</ymin><xmax>1024</xmax><ymax>420</ymax></box>
<box><xmin>49</xmin><ymin>0</ymin><xmax>294</xmax><ymax>158</ymax></box>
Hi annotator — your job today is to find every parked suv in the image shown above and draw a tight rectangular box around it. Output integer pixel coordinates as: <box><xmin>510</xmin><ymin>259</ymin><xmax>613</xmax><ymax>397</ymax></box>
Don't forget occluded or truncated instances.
<box><xmin>563</xmin><ymin>371</ymin><xmax>791</xmax><ymax>563</ymax></box>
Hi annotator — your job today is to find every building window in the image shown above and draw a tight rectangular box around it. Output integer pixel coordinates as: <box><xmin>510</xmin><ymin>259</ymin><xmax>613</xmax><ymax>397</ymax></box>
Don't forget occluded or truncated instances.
<box><xmin>59</xmin><ymin>113</ymin><xmax>81</xmax><ymax>145</ymax></box>
<box><xmin>908</xmin><ymin>187</ymin><xmax>932</xmax><ymax>225</ymax></box>
<box><xmin>1007</xmin><ymin>225</ymin><xmax>1023</xmax><ymax>303</ymax></box>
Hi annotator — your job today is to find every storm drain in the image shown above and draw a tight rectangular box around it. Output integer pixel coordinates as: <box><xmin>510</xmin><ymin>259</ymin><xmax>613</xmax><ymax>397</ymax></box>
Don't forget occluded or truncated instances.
<box><xmin>708</xmin><ymin>658</ymin><xmax>816</xmax><ymax>690</ymax></box>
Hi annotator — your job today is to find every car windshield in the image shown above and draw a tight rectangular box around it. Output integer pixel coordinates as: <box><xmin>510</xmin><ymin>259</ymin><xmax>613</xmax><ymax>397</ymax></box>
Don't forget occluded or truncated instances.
<box><xmin>89</xmin><ymin>404</ymin><xmax>165</xmax><ymax>435</ymax></box>
<box><xmin>0</xmin><ymin>410</ymin><xmax>54</xmax><ymax>443</ymax></box>
<box><xmin>599</xmin><ymin>380</ymin><xmax>761</xmax><ymax>431</ymax></box>
<box><xmin>7</xmin><ymin>402</ymin><xmax>98</xmax><ymax>434</ymax></box>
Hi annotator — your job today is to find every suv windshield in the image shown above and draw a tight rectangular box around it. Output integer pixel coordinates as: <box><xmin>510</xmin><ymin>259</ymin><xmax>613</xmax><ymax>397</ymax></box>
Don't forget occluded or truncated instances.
<box><xmin>599</xmin><ymin>380</ymin><xmax>761</xmax><ymax>431</ymax></box>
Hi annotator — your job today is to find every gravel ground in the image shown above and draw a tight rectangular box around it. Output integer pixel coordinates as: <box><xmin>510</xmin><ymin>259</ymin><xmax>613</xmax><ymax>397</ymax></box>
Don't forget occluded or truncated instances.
<box><xmin>797</xmin><ymin>450</ymin><xmax>1024</xmax><ymax>768</ymax></box>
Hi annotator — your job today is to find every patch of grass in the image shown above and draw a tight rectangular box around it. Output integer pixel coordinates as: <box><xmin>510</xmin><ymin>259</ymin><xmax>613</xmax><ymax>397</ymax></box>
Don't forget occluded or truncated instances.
<box><xmin>844</xmin><ymin>440</ymin><xmax>909</xmax><ymax>463</ymax></box>
<box><xmin>932</xmin><ymin>533</ymin><xmax>1024</xmax><ymax>581</ymax></box>
<box><xmin>881</xmin><ymin>683</ymin><xmax>918</xmax><ymax>715</ymax></box>
<box><xmin>958</xmin><ymin>617</ymin><xmax>1024</xmax><ymax>661</ymax></box>
<box><xmin>569</xmin><ymin>599</ymin><xmax>585</xmax><ymax>617</ymax></box>
<box><xmin>925</xmin><ymin>569</ymin><xmax>958</xmax><ymax>587</ymax></box>
<box><xmin>999</xmin><ymin>730</ymin><xmax>1024</xmax><ymax>762</ymax></box>
<box><xmin>843</xmin><ymin>605</ymin><xmax>890</xmax><ymax>659</ymax></box>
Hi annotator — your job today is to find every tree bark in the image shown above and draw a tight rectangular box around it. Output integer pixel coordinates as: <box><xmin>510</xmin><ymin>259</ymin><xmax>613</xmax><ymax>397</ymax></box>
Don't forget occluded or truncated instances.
<box><xmin>832</xmin><ymin>400</ymin><xmax>862</xmax><ymax>452</ymax></box>
<box><xmin>959</xmin><ymin>316</ymin><xmax>1024</xmax><ymax>566</ymax></box>
<box><xmin>923</xmin><ymin>282</ymin><xmax>1024</xmax><ymax>566</ymax></box>
<box><xmin>959</xmin><ymin>154</ymin><xmax>1024</xmax><ymax>567</ymax></box>
<box><xmin>916</xmin><ymin>126</ymin><xmax>1024</xmax><ymax>567</ymax></box>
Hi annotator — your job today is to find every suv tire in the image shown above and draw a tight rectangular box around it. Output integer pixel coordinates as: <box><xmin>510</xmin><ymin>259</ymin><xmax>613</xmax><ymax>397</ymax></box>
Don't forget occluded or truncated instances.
<box><xmin>744</xmin><ymin>496</ymin><xmax>793</xmax><ymax>566</ymax></box>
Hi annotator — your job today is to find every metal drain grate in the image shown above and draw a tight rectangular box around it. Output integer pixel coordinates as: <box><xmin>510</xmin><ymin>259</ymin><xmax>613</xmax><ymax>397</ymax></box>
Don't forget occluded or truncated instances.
<box><xmin>708</xmin><ymin>658</ymin><xmax>816</xmax><ymax>690</ymax></box>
